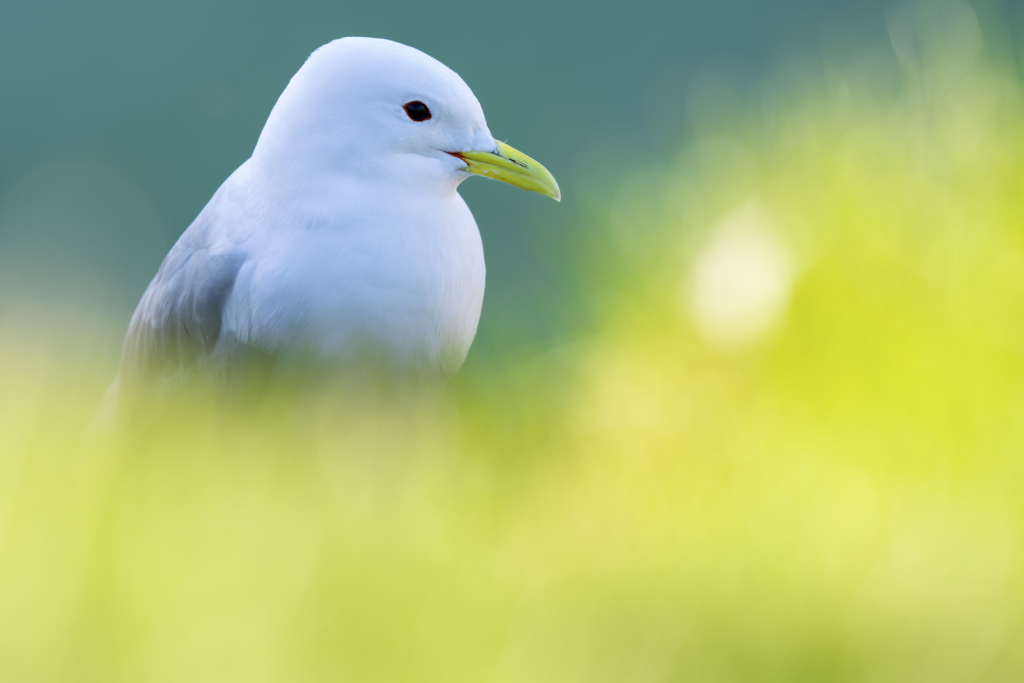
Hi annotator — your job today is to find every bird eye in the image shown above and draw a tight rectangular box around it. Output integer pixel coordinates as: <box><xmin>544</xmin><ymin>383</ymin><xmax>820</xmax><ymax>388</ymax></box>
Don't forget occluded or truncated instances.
<box><xmin>403</xmin><ymin>101</ymin><xmax>432</xmax><ymax>122</ymax></box>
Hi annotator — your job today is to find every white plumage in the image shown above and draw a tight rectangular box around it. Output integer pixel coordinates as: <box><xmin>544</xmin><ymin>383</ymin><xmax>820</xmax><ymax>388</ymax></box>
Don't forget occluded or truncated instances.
<box><xmin>116</xmin><ymin>37</ymin><xmax>558</xmax><ymax>392</ymax></box>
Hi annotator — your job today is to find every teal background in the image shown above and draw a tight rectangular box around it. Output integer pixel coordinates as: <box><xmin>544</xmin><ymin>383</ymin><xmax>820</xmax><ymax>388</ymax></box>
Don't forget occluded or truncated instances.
<box><xmin>0</xmin><ymin>0</ymin><xmax>1019</xmax><ymax>363</ymax></box>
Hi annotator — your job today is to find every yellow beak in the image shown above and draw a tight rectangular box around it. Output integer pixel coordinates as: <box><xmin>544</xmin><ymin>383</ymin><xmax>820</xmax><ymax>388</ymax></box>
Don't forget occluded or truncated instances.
<box><xmin>453</xmin><ymin>140</ymin><xmax>561</xmax><ymax>201</ymax></box>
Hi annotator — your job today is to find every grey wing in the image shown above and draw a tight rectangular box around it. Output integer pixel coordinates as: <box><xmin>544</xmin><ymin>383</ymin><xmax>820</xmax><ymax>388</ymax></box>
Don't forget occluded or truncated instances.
<box><xmin>120</xmin><ymin>244</ymin><xmax>246</xmax><ymax>381</ymax></box>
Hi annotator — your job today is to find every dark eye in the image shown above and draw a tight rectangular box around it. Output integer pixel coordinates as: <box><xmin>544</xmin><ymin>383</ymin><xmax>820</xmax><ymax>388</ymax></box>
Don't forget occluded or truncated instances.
<box><xmin>403</xmin><ymin>101</ymin><xmax>432</xmax><ymax>122</ymax></box>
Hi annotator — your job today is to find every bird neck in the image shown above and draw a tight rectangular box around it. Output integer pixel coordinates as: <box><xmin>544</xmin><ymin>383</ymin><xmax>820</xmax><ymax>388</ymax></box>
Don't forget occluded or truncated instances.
<box><xmin>251</xmin><ymin>138</ymin><xmax>461</xmax><ymax>200</ymax></box>
<box><xmin>226</xmin><ymin>153</ymin><xmax>464</xmax><ymax>235</ymax></box>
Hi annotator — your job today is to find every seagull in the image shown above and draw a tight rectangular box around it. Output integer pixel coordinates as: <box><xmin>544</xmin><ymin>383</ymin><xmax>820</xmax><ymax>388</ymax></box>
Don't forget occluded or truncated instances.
<box><xmin>114</xmin><ymin>37</ymin><xmax>559</xmax><ymax>398</ymax></box>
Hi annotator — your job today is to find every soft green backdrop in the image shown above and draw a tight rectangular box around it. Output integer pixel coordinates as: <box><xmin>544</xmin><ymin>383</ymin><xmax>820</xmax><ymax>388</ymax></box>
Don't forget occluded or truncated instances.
<box><xmin>0</xmin><ymin>0</ymin><xmax>943</xmax><ymax>359</ymax></box>
<box><xmin>4</xmin><ymin>3</ymin><xmax>1024</xmax><ymax>681</ymax></box>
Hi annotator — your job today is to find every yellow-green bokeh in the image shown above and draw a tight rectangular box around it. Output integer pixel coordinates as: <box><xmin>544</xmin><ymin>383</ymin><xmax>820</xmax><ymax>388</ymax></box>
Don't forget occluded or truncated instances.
<box><xmin>3</xmin><ymin>3</ymin><xmax>1024</xmax><ymax>681</ymax></box>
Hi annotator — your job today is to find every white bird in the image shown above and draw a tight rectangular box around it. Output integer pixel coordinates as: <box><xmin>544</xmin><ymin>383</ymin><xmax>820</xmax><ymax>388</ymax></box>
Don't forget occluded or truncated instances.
<box><xmin>116</xmin><ymin>37</ymin><xmax>559</xmax><ymax>395</ymax></box>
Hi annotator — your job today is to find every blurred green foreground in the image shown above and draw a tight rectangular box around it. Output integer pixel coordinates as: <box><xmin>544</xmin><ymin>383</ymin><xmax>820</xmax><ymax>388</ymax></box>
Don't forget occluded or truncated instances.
<box><xmin>3</xmin><ymin>5</ymin><xmax>1024</xmax><ymax>681</ymax></box>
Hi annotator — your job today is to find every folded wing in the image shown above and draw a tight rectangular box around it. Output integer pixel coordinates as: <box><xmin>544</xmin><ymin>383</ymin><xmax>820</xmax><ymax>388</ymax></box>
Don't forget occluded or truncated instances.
<box><xmin>120</xmin><ymin>238</ymin><xmax>246</xmax><ymax>382</ymax></box>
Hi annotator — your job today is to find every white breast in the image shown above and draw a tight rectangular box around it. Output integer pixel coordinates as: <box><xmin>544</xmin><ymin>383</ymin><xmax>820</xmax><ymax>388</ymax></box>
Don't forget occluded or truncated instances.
<box><xmin>220</xmin><ymin>179</ymin><xmax>486</xmax><ymax>378</ymax></box>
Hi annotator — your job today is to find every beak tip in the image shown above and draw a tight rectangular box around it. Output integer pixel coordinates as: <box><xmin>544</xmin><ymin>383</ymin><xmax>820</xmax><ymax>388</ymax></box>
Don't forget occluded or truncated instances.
<box><xmin>546</xmin><ymin>179</ymin><xmax>561</xmax><ymax>202</ymax></box>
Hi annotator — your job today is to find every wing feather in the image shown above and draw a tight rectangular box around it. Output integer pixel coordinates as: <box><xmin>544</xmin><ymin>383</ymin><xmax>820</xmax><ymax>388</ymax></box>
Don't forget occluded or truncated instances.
<box><xmin>120</xmin><ymin>241</ymin><xmax>246</xmax><ymax>380</ymax></box>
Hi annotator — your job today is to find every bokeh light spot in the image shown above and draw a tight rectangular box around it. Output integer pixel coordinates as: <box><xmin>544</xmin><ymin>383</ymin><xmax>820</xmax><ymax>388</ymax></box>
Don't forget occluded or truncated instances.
<box><xmin>688</xmin><ymin>202</ymin><xmax>794</xmax><ymax>352</ymax></box>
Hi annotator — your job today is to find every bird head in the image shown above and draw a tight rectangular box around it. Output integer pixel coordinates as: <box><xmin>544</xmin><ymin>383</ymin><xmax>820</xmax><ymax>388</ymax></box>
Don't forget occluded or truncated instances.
<box><xmin>252</xmin><ymin>37</ymin><xmax>560</xmax><ymax>201</ymax></box>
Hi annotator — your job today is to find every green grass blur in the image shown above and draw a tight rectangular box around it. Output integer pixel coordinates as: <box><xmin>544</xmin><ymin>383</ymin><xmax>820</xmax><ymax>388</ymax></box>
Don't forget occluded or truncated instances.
<box><xmin>3</xmin><ymin>4</ymin><xmax>1024</xmax><ymax>681</ymax></box>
